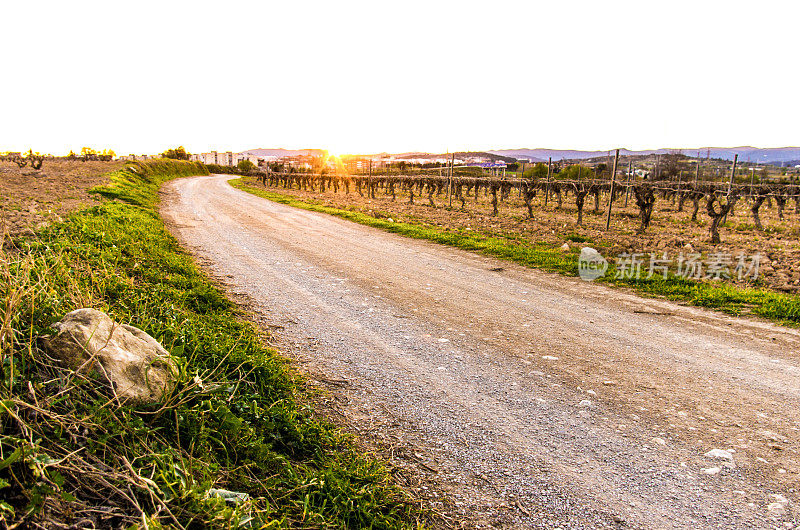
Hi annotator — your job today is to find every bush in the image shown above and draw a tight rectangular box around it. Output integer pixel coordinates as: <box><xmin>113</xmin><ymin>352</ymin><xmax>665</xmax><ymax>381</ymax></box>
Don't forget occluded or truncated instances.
<box><xmin>162</xmin><ymin>146</ymin><xmax>190</xmax><ymax>160</ymax></box>
<box><xmin>237</xmin><ymin>159</ymin><xmax>256</xmax><ymax>172</ymax></box>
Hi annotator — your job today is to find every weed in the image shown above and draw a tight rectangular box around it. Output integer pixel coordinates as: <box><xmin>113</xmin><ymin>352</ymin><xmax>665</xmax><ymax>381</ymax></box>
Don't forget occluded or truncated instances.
<box><xmin>563</xmin><ymin>233</ymin><xmax>590</xmax><ymax>243</ymax></box>
<box><xmin>0</xmin><ymin>162</ymin><xmax>423</xmax><ymax>528</ymax></box>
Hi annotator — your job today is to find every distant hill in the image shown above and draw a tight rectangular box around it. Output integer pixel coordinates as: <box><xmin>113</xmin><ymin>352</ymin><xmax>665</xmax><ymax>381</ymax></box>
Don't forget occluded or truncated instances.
<box><xmin>699</xmin><ymin>147</ymin><xmax>800</xmax><ymax>164</ymax></box>
<box><xmin>488</xmin><ymin>147</ymin><xmax>800</xmax><ymax>165</ymax></box>
<box><xmin>393</xmin><ymin>151</ymin><xmax>521</xmax><ymax>163</ymax></box>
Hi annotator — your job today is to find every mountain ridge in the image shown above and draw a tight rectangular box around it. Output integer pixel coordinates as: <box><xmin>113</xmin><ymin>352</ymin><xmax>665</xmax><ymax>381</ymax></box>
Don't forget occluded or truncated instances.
<box><xmin>488</xmin><ymin>147</ymin><xmax>800</xmax><ymax>164</ymax></box>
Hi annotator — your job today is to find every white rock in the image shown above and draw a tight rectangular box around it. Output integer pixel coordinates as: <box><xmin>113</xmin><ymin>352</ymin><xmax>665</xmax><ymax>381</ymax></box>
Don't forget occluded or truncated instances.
<box><xmin>580</xmin><ymin>246</ymin><xmax>603</xmax><ymax>261</ymax></box>
<box><xmin>760</xmin><ymin>429</ymin><xmax>787</xmax><ymax>443</ymax></box>
<box><xmin>578</xmin><ymin>399</ymin><xmax>593</xmax><ymax>408</ymax></box>
<box><xmin>702</xmin><ymin>467</ymin><xmax>721</xmax><ymax>475</ymax></box>
<box><xmin>542</xmin><ymin>355</ymin><xmax>559</xmax><ymax>361</ymax></box>
<box><xmin>41</xmin><ymin>308</ymin><xmax>176</xmax><ymax>403</ymax></box>
<box><xmin>560</xmin><ymin>243</ymin><xmax>570</xmax><ymax>251</ymax></box>
<box><xmin>768</xmin><ymin>502</ymin><xmax>787</xmax><ymax>516</ymax></box>
<box><xmin>770</xmin><ymin>494</ymin><xmax>789</xmax><ymax>505</ymax></box>
<box><xmin>652</xmin><ymin>437</ymin><xmax>667</xmax><ymax>446</ymax></box>
<box><xmin>704</xmin><ymin>449</ymin><xmax>734</xmax><ymax>461</ymax></box>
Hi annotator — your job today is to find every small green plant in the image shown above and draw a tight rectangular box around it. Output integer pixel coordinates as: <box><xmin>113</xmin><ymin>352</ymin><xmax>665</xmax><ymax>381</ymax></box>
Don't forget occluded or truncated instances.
<box><xmin>564</xmin><ymin>232</ymin><xmax>590</xmax><ymax>243</ymax></box>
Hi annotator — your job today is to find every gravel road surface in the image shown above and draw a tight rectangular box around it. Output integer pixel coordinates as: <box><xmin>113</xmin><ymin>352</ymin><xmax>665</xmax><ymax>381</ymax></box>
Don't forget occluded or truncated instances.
<box><xmin>162</xmin><ymin>175</ymin><xmax>799</xmax><ymax>529</ymax></box>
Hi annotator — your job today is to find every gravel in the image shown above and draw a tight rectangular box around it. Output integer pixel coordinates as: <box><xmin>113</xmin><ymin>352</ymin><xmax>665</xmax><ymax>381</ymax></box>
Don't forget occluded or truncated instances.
<box><xmin>162</xmin><ymin>175</ymin><xmax>800</xmax><ymax>529</ymax></box>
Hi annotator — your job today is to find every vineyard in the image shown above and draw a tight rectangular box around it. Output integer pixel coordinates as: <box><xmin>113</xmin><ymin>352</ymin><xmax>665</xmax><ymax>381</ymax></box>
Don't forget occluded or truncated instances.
<box><xmin>254</xmin><ymin>170</ymin><xmax>800</xmax><ymax>242</ymax></box>
<box><xmin>225</xmin><ymin>163</ymin><xmax>800</xmax><ymax>294</ymax></box>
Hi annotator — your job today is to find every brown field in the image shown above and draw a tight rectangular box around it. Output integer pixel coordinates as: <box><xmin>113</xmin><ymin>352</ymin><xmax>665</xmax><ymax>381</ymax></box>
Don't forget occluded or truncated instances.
<box><xmin>0</xmin><ymin>159</ymin><xmax>123</xmax><ymax>237</ymax></box>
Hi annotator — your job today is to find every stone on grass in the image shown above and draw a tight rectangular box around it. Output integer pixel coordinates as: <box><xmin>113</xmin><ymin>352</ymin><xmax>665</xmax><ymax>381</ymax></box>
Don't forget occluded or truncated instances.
<box><xmin>41</xmin><ymin>308</ymin><xmax>176</xmax><ymax>403</ymax></box>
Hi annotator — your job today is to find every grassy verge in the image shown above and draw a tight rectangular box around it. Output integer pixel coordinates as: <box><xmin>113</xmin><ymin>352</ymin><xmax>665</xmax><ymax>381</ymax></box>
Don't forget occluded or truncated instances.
<box><xmin>0</xmin><ymin>162</ymin><xmax>423</xmax><ymax>528</ymax></box>
<box><xmin>230</xmin><ymin>178</ymin><xmax>800</xmax><ymax>327</ymax></box>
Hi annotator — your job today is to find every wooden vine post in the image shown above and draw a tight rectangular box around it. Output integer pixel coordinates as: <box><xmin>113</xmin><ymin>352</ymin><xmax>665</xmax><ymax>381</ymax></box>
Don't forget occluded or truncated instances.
<box><xmin>695</xmin><ymin>156</ymin><xmax>701</xmax><ymax>186</ymax></box>
<box><xmin>720</xmin><ymin>154</ymin><xmax>739</xmax><ymax>225</ymax></box>
<box><xmin>368</xmin><ymin>159</ymin><xmax>373</xmax><ymax>199</ymax></box>
<box><xmin>727</xmin><ymin>154</ymin><xmax>738</xmax><ymax>194</ymax></box>
<box><xmin>544</xmin><ymin>157</ymin><xmax>552</xmax><ymax>206</ymax></box>
<box><xmin>624</xmin><ymin>161</ymin><xmax>632</xmax><ymax>207</ymax></box>
<box><xmin>605</xmin><ymin>149</ymin><xmax>619</xmax><ymax>230</ymax></box>
<box><xmin>448</xmin><ymin>153</ymin><xmax>454</xmax><ymax>208</ymax></box>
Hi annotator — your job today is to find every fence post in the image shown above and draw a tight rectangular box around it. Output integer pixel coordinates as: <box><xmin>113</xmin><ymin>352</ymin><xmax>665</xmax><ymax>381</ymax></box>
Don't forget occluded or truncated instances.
<box><xmin>605</xmin><ymin>149</ymin><xmax>619</xmax><ymax>230</ymax></box>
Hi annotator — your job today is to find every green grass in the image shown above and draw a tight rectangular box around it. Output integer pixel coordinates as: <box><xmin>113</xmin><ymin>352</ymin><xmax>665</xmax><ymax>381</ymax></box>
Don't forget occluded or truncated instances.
<box><xmin>230</xmin><ymin>178</ymin><xmax>800</xmax><ymax>327</ymax></box>
<box><xmin>0</xmin><ymin>162</ymin><xmax>423</xmax><ymax>528</ymax></box>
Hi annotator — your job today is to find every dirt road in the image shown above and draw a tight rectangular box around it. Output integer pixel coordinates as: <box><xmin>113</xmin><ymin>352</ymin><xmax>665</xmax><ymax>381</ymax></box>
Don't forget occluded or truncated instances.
<box><xmin>162</xmin><ymin>175</ymin><xmax>799</xmax><ymax>529</ymax></box>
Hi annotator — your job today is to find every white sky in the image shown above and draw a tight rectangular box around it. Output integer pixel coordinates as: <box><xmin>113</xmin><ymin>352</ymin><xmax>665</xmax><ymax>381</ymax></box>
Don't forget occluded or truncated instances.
<box><xmin>2</xmin><ymin>0</ymin><xmax>798</xmax><ymax>156</ymax></box>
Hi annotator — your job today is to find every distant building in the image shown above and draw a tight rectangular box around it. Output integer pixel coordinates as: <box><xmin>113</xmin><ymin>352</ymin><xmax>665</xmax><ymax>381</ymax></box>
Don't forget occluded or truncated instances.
<box><xmin>193</xmin><ymin>151</ymin><xmax>271</xmax><ymax>167</ymax></box>
<box><xmin>466</xmin><ymin>162</ymin><xmax>507</xmax><ymax>169</ymax></box>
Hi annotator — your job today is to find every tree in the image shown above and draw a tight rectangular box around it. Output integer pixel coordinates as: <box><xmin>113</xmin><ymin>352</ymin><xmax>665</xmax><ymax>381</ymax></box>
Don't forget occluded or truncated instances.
<box><xmin>80</xmin><ymin>147</ymin><xmax>99</xmax><ymax>161</ymax></box>
<box><xmin>524</xmin><ymin>163</ymin><xmax>549</xmax><ymax>180</ymax></box>
<box><xmin>162</xmin><ymin>146</ymin><xmax>190</xmax><ymax>160</ymax></box>
<box><xmin>659</xmin><ymin>151</ymin><xmax>686</xmax><ymax>180</ymax></box>
<box><xmin>557</xmin><ymin>164</ymin><xmax>589</xmax><ymax>180</ymax></box>
<box><xmin>99</xmin><ymin>149</ymin><xmax>116</xmax><ymax>161</ymax></box>
<box><xmin>237</xmin><ymin>159</ymin><xmax>256</xmax><ymax>172</ymax></box>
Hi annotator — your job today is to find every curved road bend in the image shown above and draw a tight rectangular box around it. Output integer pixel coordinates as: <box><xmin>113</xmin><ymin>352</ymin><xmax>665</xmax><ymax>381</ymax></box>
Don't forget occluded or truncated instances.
<box><xmin>161</xmin><ymin>175</ymin><xmax>800</xmax><ymax>529</ymax></box>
